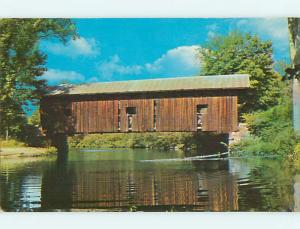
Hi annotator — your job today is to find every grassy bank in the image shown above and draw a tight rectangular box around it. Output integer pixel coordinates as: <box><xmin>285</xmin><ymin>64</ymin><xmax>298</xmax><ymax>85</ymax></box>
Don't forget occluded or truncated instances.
<box><xmin>230</xmin><ymin>96</ymin><xmax>300</xmax><ymax>158</ymax></box>
<box><xmin>69</xmin><ymin>132</ymin><xmax>229</xmax><ymax>154</ymax></box>
<box><xmin>0</xmin><ymin>139</ymin><xmax>57</xmax><ymax>158</ymax></box>
<box><xmin>69</xmin><ymin>132</ymin><xmax>197</xmax><ymax>151</ymax></box>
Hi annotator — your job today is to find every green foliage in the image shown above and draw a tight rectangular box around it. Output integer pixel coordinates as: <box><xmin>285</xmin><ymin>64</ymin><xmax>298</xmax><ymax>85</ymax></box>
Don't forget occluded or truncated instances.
<box><xmin>294</xmin><ymin>143</ymin><xmax>300</xmax><ymax>153</ymax></box>
<box><xmin>288</xmin><ymin>18</ymin><xmax>300</xmax><ymax>77</ymax></box>
<box><xmin>69</xmin><ymin>132</ymin><xmax>197</xmax><ymax>151</ymax></box>
<box><xmin>199</xmin><ymin>32</ymin><xmax>284</xmax><ymax>114</ymax></box>
<box><xmin>0</xmin><ymin>138</ymin><xmax>26</xmax><ymax>147</ymax></box>
<box><xmin>68</xmin><ymin>132</ymin><xmax>229</xmax><ymax>154</ymax></box>
<box><xmin>28</xmin><ymin>108</ymin><xmax>40</xmax><ymax>126</ymax></box>
<box><xmin>45</xmin><ymin>146</ymin><xmax>57</xmax><ymax>155</ymax></box>
<box><xmin>294</xmin><ymin>143</ymin><xmax>300</xmax><ymax>159</ymax></box>
<box><xmin>244</xmin><ymin>99</ymin><xmax>292</xmax><ymax>139</ymax></box>
<box><xmin>230</xmin><ymin>93</ymin><xmax>300</xmax><ymax>156</ymax></box>
<box><xmin>0</xmin><ymin>18</ymin><xmax>77</xmax><ymax>138</ymax></box>
<box><xmin>19</xmin><ymin>123</ymin><xmax>46</xmax><ymax>147</ymax></box>
<box><xmin>1</xmin><ymin>107</ymin><xmax>48</xmax><ymax>147</ymax></box>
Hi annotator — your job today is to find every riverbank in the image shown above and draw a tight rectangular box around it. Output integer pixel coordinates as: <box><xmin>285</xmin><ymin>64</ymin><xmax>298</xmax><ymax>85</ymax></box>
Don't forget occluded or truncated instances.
<box><xmin>229</xmin><ymin>96</ymin><xmax>300</xmax><ymax>158</ymax></box>
<box><xmin>0</xmin><ymin>147</ymin><xmax>57</xmax><ymax>158</ymax></box>
<box><xmin>68</xmin><ymin>132</ymin><xmax>229</xmax><ymax>154</ymax></box>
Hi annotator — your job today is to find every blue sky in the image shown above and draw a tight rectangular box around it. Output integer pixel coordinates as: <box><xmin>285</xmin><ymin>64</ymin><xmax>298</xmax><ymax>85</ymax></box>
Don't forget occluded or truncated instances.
<box><xmin>41</xmin><ymin>18</ymin><xmax>290</xmax><ymax>85</ymax></box>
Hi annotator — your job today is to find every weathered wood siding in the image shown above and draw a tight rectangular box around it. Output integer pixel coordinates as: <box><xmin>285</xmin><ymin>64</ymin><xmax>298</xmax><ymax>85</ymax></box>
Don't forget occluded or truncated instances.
<box><xmin>119</xmin><ymin>98</ymin><xmax>154</xmax><ymax>132</ymax></box>
<box><xmin>41</xmin><ymin>94</ymin><xmax>238</xmax><ymax>134</ymax></box>
<box><xmin>156</xmin><ymin>97</ymin><xmax>237</xmax><ymax>132</ymax></box>
<box><xmin>72</xmin><ymin>100</ymin><xmax>119</xmax><ymax>133</ymax></box>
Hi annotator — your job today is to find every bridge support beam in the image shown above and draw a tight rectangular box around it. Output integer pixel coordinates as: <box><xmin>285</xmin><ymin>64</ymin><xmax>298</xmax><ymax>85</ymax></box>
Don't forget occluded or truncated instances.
<box><xmin>48</xmin><ymin>134</ymin><xmax>69</xmax><ymax>161</ymax></box>
<box><xmin>195</xmin><ymin>132</ymin><xmax>229</xmax><ymax>156</ymax></box>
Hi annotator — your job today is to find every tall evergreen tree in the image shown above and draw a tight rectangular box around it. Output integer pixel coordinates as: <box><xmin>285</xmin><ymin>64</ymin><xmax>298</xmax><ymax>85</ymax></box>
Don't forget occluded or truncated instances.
<box><xmin>199</xmin><ymin>32</ymin><xmax>283</xmax><ymax>114</ymax></box>
<box><xmin>0</xmin><ymin>19</ymin><xmax>77</xmax><ymax>138</ymax></box>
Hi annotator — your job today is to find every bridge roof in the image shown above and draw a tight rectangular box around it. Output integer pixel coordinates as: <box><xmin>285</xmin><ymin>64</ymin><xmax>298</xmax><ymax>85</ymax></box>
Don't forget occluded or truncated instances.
<box><xmin>47</xmin><ymin>74</ymin><xmax>250</xmax><ymax>96</ymax></box>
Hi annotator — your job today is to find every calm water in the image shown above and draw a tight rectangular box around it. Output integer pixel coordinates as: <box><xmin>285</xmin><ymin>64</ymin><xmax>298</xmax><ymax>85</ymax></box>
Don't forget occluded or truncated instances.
<box><xmin>0</xmin><ymin>149</ymin><xmax>300</xmax><ymax>212</ymax></box>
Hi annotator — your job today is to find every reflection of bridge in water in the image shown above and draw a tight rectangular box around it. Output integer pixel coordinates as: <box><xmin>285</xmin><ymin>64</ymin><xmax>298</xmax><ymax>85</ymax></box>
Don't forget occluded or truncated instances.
<box><xmin>40</xmin><ymin>159</ymin><xmax>239</xmax><ymax>211</ymax></box>
<box><xmin>0</xmin><ymin>153</ymin><xmax>297</xmax><ymax>212</ymax></box>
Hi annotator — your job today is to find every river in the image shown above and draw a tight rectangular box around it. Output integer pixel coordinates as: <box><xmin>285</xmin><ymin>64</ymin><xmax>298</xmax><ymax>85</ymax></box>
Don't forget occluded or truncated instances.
<box><xmin>0</xmin><ymin>149</ymin><xmax>300</xmax><ymax>212</ymax></box>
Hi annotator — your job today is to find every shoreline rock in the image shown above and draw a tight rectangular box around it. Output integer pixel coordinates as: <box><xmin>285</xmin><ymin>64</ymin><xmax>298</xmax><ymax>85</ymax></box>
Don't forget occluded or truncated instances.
<box><xmin>229</xmin><ymin>123</ymin><xmax>249</xmax><ymax>147</ymax></box>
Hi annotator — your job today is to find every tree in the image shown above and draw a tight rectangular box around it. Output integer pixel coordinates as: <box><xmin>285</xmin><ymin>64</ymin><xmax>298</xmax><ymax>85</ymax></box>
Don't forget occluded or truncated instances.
<box><xmin>28</xmin><ymin>108</ymin><xmax>41</xmax><ymax>127</ymax></box>
<box><xmin>288</xmin><ymin>18</ymin><xmax>300</xmax><ymax>71</ymax></box>
<box><xmin>287</xmin><ymin>18</ymin><xmax>300</xmax><ymax>134</ymax></box>
<box><xmin>0</xmin><ymin>19</ymin><xmax>77</xmax><ymax>139</ymax></box>
<box><xmin>199</xmin><ymin>32</ymin><xmax>284</xmax><ymax>114</ymax></box>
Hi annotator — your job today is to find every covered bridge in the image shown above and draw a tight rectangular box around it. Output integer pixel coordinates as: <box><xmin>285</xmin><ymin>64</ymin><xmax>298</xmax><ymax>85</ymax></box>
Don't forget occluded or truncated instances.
<box><xmin>40</xmin><ymin>74</ymin><xmax>250</xmax><ymax>137</ymax></box>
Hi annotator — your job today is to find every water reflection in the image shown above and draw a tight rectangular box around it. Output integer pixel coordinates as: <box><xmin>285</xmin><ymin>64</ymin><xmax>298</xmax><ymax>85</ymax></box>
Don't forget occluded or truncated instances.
<box><xmin>0</xmin><ymin>149</ymin><xmax>299</xmax><ymax>212</ymax></box>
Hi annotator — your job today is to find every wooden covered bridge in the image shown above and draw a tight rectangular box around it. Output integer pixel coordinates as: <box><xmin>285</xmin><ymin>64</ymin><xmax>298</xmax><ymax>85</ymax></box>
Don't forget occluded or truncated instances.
<box><xmin>40</xmin><ymin>74</ymin><xmax>250</xmax><ymax>149</ymax></box>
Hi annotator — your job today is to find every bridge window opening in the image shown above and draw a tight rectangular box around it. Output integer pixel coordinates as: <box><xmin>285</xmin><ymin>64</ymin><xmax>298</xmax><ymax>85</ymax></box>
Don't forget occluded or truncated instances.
<box><xmin>126</xmin><ymin>107</ymin><xmax>136</xmax><ymax>114</ymax></box>
<box><xmin>118</xmin><ymin>100</ymin><xmax>121</xmax><ymax>131</ymax></box>
<box><xmin>153</xmin><ymin>100</ymin><xmax>157</xmax><ymax>130</ymax></box>
<box><xmin>196</xmin><ymin>104</ymin><xmax>208</xmax><ymax>130</ymax></box>
<box><xmin>126</xmin><ymin>107</ymin><xmax>136</xmax><ymax>131</ymax></box>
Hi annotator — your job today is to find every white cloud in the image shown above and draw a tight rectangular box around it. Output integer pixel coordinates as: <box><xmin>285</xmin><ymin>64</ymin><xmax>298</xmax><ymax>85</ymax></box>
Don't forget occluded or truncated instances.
<box><xmin>145</xmin><ymin>45</ymin><xmax>201</xmax><ymax>75</ymax></box>
<box><xmin>96</xmin><ymin>45</ymin><xmax>201</xmax><ymax>80</ymax></box>
<box><xmin>45</xmin><ymin>37</ymin><xmax>99</xmax><ymax>57</ymax></box>
<box><xmin>97</xmin><ymin>55</ymin><xmax>143</xmax><ymax>79</ymax></box>
<box><xmin>42</xmin><ymin>69</ymin><xmax>85</xmax><ymax>84</ymax></box>
<box><xmin>206</xmin><ymin>23</ymin><xmax>218</xmax><ymax>31</ymax></box>
<box><xmin>234</xmin><ymin>18</ymin><xmax>289</xmax><ymax>42</ymax></box>
<box><xmin>204</xmin><ymin>19</ymin><xmax>288</xmax><ymax>45</ymax></box>
<box><xmin>206</xmin><ymin>23</ymin><xmax>219</xmax><ymax>39</ymax></box>
<box><xmin>233</xmin><ymin>18</ymin><xmax>290</xmax><ymax>59</ymax></box>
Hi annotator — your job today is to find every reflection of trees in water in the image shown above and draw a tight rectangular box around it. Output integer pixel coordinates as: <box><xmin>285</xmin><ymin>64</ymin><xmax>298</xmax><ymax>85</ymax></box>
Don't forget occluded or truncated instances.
<box><xmin>0</xmin><ymin>172</ymin><xmax>25</xmax><ymax>211</ymax></box>
<box><xmin>40</xmin><ymin>159</ymin><xmax>239</xmax><ymax>211</ymax></box>
<box><xmin>237</xmin><ymin>159</ymin><xmax>295</xmax><ymax>211</ymax></box>
<box><xmin>40</xmin><ymin>160</ymin><xmax>74</xmax><ymax>211</ymax></box>
<box><xmin>0</xmin><ymin>161</ymin><xmax>47</xmax><ymax>212</ymax></box>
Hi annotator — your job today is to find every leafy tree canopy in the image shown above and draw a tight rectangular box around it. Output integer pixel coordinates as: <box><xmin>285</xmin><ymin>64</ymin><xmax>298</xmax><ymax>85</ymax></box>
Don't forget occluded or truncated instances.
<box><xmin>199</xmin><ymin>32</ymin><xmax>284</xmax><ymax>114</ymax></box>
<box><xmin>0</xmin><ymin>19</ymin><xmax>77</xmax><ymax>138</ymax></box>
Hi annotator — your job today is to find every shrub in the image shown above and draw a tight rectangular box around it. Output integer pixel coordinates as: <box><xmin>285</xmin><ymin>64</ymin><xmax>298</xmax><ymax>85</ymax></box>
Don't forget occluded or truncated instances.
<box><xmin>68</xmin><ymin>132</ymin><xmax>197</xmax><ymax>150</ymax></box>
<box><xmin>230</xmin><ymin>95</ymin><xmax>300</xmax><ymax>157</ymax></box>
<box><xmin>292</xmin><ymin>143</ymin><xmax>300</xmax><ymax>160</ymax></box>
<box><xmin>68</xmin><ymin>132</ymin><xmax>228</xmax><ymax>154</ymax></box>
<box><xmin>19</xmin><ymin>124</ymin><xmax>47</xmax><ymax>147</ymax></box>
<box><xmin>295</xmin><ymin>143</ymin><xmax>300</xmax><ymax>154</ymax></box>
<box><xmin>45</xmin><ymin>146</ymin><xmax>57</xmax><ymax>155</ymax></box>
<box><xmin>0</xmin><ymin>138</ymin><xmax>26</xmax><ymax>147</ymax></box>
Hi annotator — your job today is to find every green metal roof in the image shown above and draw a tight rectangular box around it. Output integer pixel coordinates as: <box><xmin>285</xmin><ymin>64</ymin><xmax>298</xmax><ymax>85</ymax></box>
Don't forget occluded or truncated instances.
<box><xmin>48</xmin><ymin>74</ymin><xmax>250</xmax><ymax>96</ymax></box>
